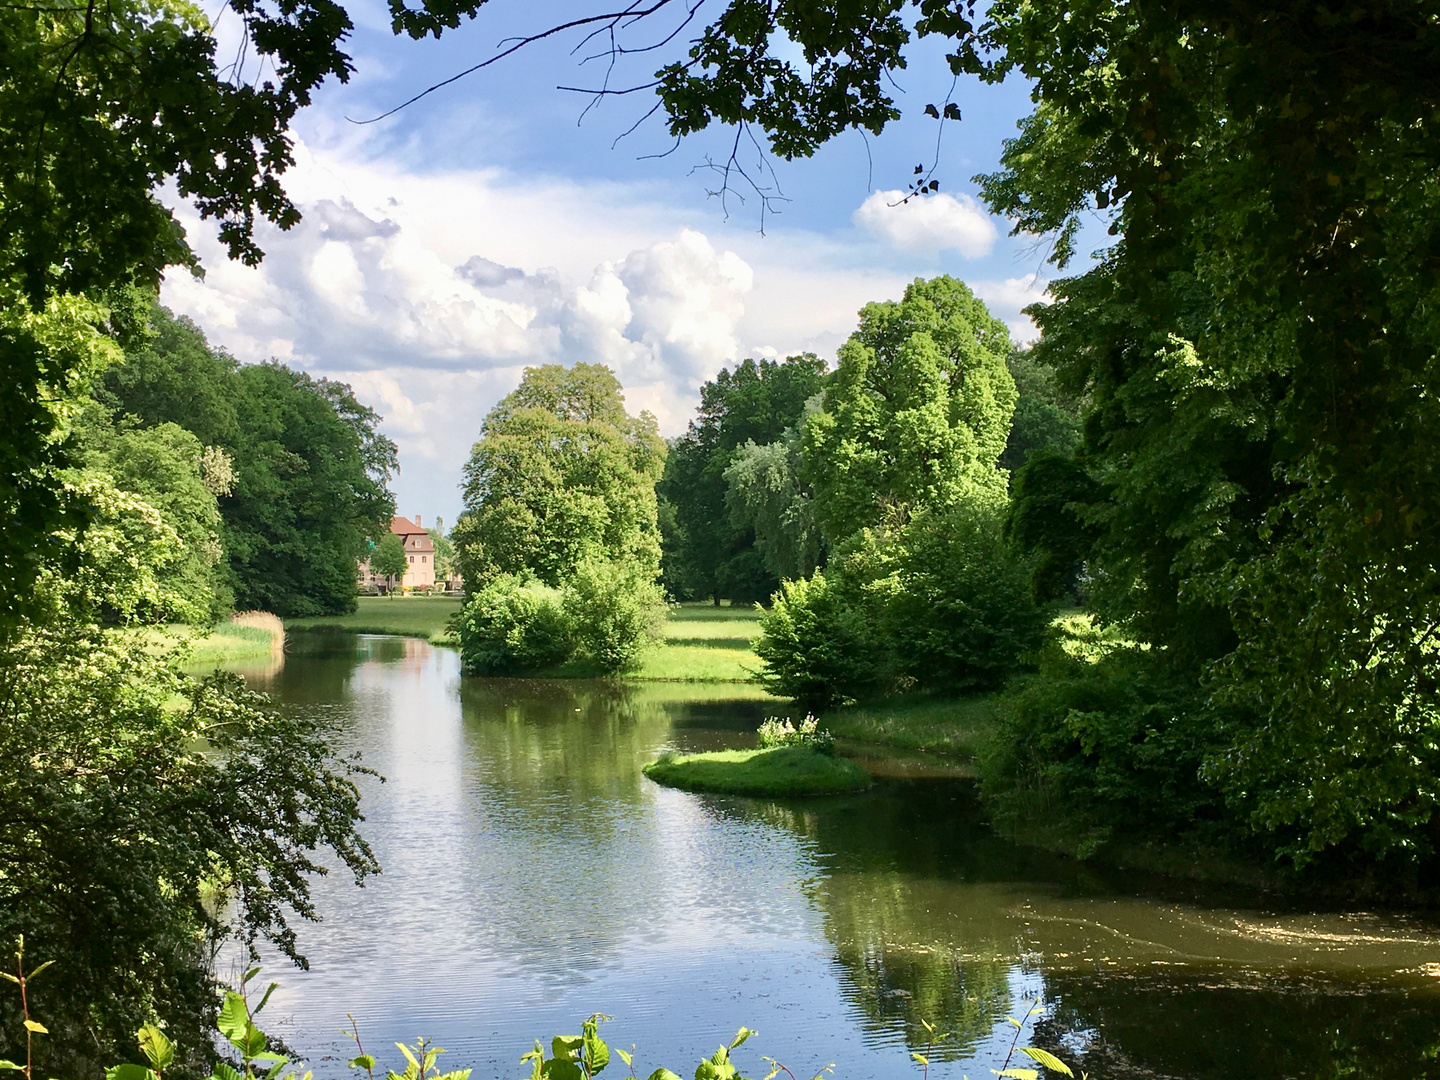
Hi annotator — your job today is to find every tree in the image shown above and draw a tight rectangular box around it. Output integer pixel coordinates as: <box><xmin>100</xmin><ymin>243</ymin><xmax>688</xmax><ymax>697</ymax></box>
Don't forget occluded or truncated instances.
<box><xmin>658</xmin><ymin>355</ymin><xmax>827</xmax><ymax>603</ymax></box>
<box><xmin>76</xmin><ymin>409</ymin><xmax>235</xmax><ymax>624</ymax></box>
<box><xmin>428</xmin><ymin>524</ymin><xmax>456</xmax><ymax>582</ymax></box>
<box><xmin>803</xmin><ymin>276</ymin><xmax>1015</xmax><ymax>545</ymax></box>
<box><xmin>103</xmin><ymin>308</ymin><xmax>398</xmax><ymax>617</ymax></box>
<box><xmin>370</xmin><ymin>532</ymin><xmax>408</xmax><ymax>591</ymax></box>
<box><xmin>724</xmin><ymin>428</ymin><xmax>822</xmax><ymax>583</ymax></box>
<box><xmin>999</xmin><ymin>346</ymin><xmax>1081</xmax><ymax>475</ymax></box>
<box><xmin>455</xmin><ymin>363</ymin><xmax>664</xmax><ymax>589</ymax></box>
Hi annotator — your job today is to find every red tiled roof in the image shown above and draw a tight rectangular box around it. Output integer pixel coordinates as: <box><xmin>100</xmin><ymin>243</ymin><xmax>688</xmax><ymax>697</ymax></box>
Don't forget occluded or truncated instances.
<box><xmin>390</xmin><ymin>517</ymin><xmax>435</xmax><ymax>551</ymax></box>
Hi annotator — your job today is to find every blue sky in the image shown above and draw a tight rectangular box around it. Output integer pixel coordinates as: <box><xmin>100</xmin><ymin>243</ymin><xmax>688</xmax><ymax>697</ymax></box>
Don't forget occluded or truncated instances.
<box><xmin>166</xmin><ymin>0</ymin><xmax>1072</xmax><ymax>526</ymax></box>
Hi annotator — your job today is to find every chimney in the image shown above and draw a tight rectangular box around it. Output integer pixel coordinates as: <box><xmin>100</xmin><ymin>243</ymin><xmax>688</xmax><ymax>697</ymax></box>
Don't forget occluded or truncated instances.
<box><xmin>415</xmin><ymin>514</ymin><xmax>421</xmax><ymax>527</ymax></box>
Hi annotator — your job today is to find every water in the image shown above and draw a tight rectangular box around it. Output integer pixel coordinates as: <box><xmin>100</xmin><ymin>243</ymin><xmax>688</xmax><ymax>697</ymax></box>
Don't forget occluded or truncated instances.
<box><xmin>239</xmin><ymin>633</ymin><xmax>1440</xmax><ymax>1080</ymax></box>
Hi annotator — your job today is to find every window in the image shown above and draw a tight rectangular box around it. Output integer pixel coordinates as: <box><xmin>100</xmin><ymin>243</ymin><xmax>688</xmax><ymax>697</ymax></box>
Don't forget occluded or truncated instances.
<box><xmin>421</xmin><ymin>555</ymin><xmax>427</xmax><ymax>563</ymax></box>
<box><xmin>409</xmin><ymin>555</ymin><xmax>414</xmax><ymax>564</ymax></box>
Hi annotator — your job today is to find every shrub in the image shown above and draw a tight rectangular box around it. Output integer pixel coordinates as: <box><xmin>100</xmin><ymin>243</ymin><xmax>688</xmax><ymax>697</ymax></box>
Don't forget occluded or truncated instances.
<box><xmin>754</xmin><ymin>568</ymin><xmax>887</xmax><ymax>706</ymax></box>
<box><xmin>882</xmin><ymin>506</ymin><xmax>1048</xmax><ymax>692</ymax></box>
<box><xmin>757</xmin><ymin>714</ymin><xmax>836</xmax><ymax>755</ymax></box>
<box><xmin>755</xmin><ymin>506</ymin><xmax>1046</xmax><ymax>705</ymax></box>
<box><xmin>566</xmin><ymin>559</ymin><xmax>667</xmax><ymax>674</ymax></box>
<box><xmin>456</xmin><ymin>575</ymin><xmax>572</xmax><ymax>674</ymax></box>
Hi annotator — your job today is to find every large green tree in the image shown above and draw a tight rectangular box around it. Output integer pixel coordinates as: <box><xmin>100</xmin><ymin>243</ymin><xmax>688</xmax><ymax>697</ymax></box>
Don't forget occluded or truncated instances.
<box><xmin>455</xmin><ymin>363</ymin><xmax>665</xmax><ymax>589</ymax></box>
<box><xmin>803</xmin><ymin>276</ymin><xmax>1016</xmax><ymax>543</ymax></box>
<box><xmin>658</xmin><ymin>354</ymin><xmax>827</xmax><ymax>603</ymax></box>
<box><xmin>103</xmin><ymin>306</ymin><xmax>398</xmax><ymax>617</ymax></box>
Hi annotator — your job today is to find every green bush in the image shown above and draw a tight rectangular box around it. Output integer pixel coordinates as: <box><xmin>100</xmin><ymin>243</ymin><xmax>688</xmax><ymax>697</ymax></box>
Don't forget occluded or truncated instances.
<box><xmin>978</xmin><ymin>634</ymin><xmax>1220</xmax><ymax>857</ymax></box>
<box><xmin>754</xmin><ymin>568</ymin><xmax>887</xmax><ymax>705</ymax></box>
<box><xmin>756</xmin><ymin>507</ymin><xmax>1045</xmax><ymax>706</ymax></box>
<box><xmin>566</xmin><ymin>559</ymin><xmax>667</xmax><ymax>673</ymax></box>
<box><xmin>456</xmin><ymin>575</ymin><xmax>573</xmax><ymax>674</ymax></box>
<box><xmin>456</xmin><ymin>562</ymin><xmax>666</xmax><ymax>676</ymax></box>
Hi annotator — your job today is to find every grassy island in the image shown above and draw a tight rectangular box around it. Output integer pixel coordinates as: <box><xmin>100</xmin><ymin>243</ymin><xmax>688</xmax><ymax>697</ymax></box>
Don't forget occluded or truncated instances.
<box><xmin>643</xmin><ymin>746</ymin><xmax>872</xmax><ymax>797</ymax></box>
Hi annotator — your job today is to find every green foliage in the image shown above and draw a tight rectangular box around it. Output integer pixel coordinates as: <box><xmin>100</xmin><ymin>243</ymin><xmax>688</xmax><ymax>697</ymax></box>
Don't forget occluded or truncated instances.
<box><xmin>455</xmin><ymin>364</ymin><xmax>664</xmax><ymax>591</ymax></box>
<box><xmin>0</xmin><ymin>609</ymin><xmax>375</xmax><ymax>1077</ymax></box>
<box><xmin>802</xmin><ymin>276</ymin><xmax>1014</xmax><ymax>544</ymax></box>
<box><xmin>369</xmin><ymin>534</ymin><xmax>409</xmax><ymax>587</ymax></box>
<box><xmin>757</xmin><ymin>507</ymin><xmax>1045</xmax><ymax>707</ymax></box>
<box><xmin>457</xmin><ymin>575</ymin><xmax>573</xmax><ymax>675</ymax></box>
<box><xmin>723</xmin><ymin>428</ymin><xmax>822</xmax><ymax>583</ymax></box>
<box><xmin>754</xmin><ymin>569</ymin><xmax>887</xmax><ymax>706</ymax></box>
<box><xmin>456</xmin><ymin>562</ymin><xmax>666</xmax><ymax>676</ymax></box>
<box><xmin>1003</xmin><ymin>452</ymin><xmax>1099</xmax><ymax>604</ymax></box>
<box><xmin>657</xmin><ymin>356</ymin><xmax>827</xmax><ymax>602</ymax></box>
<box><xmin>103</xmin><ymin>307</ymin><xmax>398</xmax><ymax>618</ymax></box>
<box><xmin>998</xmin><ymin>348</ymin><xmax>1081</xmax><ymax>475</ymax></box>
<box><xmin>76</xmin><ymin>408</ymin><xmax>234</xmax><ymax>623</ymax></box>
<box><xmin>642</xmin><ymin>747</ymin><xmax>870</xmax><ymax>797</ymax></box>
<box><xmin>566</xmin><ymin>560</ymin><xmax>668</xmax><ymax>674</ymax></box>
<box><xmin>0</xmin><ymin>295</ymin><xmax>124</xmax><ymax>628</ymax></box>
<box><xmin>427</xmin><ymin>527</ymin><xmax>456</xmax><ymax>581</ymax></box>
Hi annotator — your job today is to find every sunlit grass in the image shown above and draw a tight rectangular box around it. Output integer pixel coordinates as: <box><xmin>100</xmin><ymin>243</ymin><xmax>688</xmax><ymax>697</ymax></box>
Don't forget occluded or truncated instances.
<box><xmin>285</xmin><ymin>595</ymin><xmax>463</xmax><ymax>643</ymax></box>
<box><xmin>822</xmin><ymin>694</ymin><xmax>999</xmax><ymax>757</ymax></box>
<box><xmin>636</xmin><ymin>601</ymin><xmax>762</xmax><ymax>682</ymax></box>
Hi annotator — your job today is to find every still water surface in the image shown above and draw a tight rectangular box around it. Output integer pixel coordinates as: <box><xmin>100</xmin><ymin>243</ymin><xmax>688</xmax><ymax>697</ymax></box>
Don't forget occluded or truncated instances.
<box><xmin>241</xmin><ymin>633</ymin><xmax>1440</xmax><ymax>1080</ymax></box>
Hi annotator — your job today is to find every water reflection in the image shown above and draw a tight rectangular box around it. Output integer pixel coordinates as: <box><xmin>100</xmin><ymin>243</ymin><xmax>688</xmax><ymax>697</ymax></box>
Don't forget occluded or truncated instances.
<box><xmin>247</xmin><ymin>634</ymin><xmax>1440</xmax><ymax>1080</ymax></box>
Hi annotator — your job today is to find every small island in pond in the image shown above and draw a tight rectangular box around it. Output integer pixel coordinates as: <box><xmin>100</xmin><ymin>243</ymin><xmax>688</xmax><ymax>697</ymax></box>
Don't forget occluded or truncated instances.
<box><xmin>643</xmin><ymin>746</ymin><xmax>872</xmax><ymax>797</ymax></box>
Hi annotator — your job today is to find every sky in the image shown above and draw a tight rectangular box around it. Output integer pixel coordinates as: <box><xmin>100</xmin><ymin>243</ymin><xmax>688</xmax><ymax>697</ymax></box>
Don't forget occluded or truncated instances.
<box><xmin>163</xmin><ymin>0</ymin><xmax>1068</xmax><ymax>527</ymax></box>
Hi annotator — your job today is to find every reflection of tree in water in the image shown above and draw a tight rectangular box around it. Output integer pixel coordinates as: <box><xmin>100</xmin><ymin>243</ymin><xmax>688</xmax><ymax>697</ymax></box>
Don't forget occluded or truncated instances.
<box><xmin>1035</xmin><ymin>974</ymin><xmax>1440</xmax><ymax>1080</ymax></box>
<box><xmin>733</xmin><ymin>792</ymin><xmax>1039</xmax><ymax>1061</ymax></box>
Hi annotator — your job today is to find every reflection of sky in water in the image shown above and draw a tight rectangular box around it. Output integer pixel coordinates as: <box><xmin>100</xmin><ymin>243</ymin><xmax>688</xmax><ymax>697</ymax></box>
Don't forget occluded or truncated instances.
<box><xmin>244</xmin><ymin>636</ymin><xmax>1440</xmax><ymax>1080</ymax></box>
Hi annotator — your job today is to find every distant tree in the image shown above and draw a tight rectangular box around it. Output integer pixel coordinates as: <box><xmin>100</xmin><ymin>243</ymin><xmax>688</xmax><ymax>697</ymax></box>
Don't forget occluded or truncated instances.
<box><xmin>454</xmin><ymin>363</ymin><xmax>665</xmax><ymax>589</ymax></box>
<box><xmin>999</xmin><ymin>346</ymin><xmax>1081</xmax><ymax>475</ymax></box>
<box><xmin>224</xmin><ymin>365</ymin><xmax>397</xmax><ymax>616</ymax></box>
<box><xmin>370</xmin><ymin>533</ymin><xmax>408</xmax><ymax>591</ymax></box>
<box><xmin>804</xmin><ymin>277</ymin><xmax>1015</xmax><ymax>545</ymax></box>
<box><xmin>103</xmin><ymin>307</ymin><xmax>398</xmax><ymax>617</ymax></box>
<box><xmin>658</xmin><ymin>354</ymin><xmax>827</xmax><ymax>603</ymax></box>
<box><xmin>724</xmin><ymin>426</ymin><xmax>823</xmax><ymax>583</ymax></box>
<box><xmin>428</xmin><ymin>526</ymin><xmax>456</xmax><ymax>582</ymax></box>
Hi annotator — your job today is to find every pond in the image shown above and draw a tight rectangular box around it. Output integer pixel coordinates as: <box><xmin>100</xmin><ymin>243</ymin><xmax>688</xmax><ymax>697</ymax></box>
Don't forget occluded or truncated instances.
<box><xmin>242</xmin><ymin>633</ymin><xmax>1440</xmax><ymax>1080</ymax></box>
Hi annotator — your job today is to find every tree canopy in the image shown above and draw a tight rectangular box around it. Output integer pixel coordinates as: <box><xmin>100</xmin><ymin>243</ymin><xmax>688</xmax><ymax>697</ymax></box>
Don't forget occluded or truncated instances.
<box><xmin>804</xmin><ymin>276</ymin><xmax>1015</xmax><ymax>543</ymax></box>
<box><xmin>658</xmin><ymin>354</ymin><xmax>827</xmax><ymax>603</ymax></box>
<box><xmin>455</xmin><ymin>363</ymin><xmax>665</xmax><ymax>589</ymax></box>
<box><xmin>102</xmin><ymin>306</ymin><xmax>398</xmax><ymax>617</ymax></box>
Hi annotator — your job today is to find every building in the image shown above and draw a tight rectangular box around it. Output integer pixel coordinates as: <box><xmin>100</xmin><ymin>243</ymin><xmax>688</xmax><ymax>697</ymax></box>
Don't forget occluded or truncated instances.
<box><xmin>359</xmin><ymin>514</ymin><xmax>436</xmax><ymax>593</ymax></box>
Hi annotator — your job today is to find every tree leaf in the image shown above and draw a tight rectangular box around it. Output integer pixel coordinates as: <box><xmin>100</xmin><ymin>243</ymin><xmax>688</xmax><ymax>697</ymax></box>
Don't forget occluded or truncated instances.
<box><xmin>349</xmin><ymin>1056</ymin><xmax>377</xmax><ymax>1071</ymax></box>
<box><xmin>24</xmin><ymin>1020</ymin><xmax>48</xmax><ymax>1034</ymax></box>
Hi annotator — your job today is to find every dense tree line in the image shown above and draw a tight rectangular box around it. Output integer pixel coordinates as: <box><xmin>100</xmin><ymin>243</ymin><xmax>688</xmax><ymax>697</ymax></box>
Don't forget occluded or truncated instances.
<box><xmin>100</xmin><ymin>305</ymin><xmax>398</xmax><ymax>617</ymax></box>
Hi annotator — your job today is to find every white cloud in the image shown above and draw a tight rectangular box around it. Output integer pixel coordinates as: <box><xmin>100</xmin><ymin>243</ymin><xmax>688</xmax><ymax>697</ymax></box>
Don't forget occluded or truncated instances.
<box><xmin>852</xmin><ymin>190</ymin><xmax>999</xmax><ymax>258</ymax></box>
<box><xmin>972</xmin><ymin>273</ymin><xmax>1051</xmax><ymax>343</ymax></box>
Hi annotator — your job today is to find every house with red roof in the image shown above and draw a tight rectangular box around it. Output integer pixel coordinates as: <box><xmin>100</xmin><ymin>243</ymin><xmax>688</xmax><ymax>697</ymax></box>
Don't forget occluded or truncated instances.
<box><xmin>359</xmin><ymin>514</ymin><xmax>436</xmax><ymax>593</ymax></box>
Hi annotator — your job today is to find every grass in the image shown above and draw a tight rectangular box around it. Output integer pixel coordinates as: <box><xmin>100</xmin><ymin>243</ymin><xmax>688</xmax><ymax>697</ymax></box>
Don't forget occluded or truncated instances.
<box><xmin>134</xmin><ymin>618</ymin><xmax>283</xmax><ymax>667</ymax></box>
<box><xmin>821</xmin><ymin>693</ymin><xmax>1000</xmax><ymax>757</ymax></box>
<box><xmin>285</xmin><ymin>595</ymin><xmax>463</xmax><ymax>644</ymax></box>
<box><xmin>631</xmin><ymin>602</ymin><xmax>764</xmax><ymax>682</ymax></box>
<box><xmin>642</xmin><ymin>746</ymin><xmax>871</xmax><ymax>796</ymax></box>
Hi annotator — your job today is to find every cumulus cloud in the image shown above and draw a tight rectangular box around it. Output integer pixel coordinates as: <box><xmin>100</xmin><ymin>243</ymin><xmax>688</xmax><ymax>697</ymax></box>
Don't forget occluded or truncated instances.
<box><xmin>852</xmin><ymin>190</ymin><xmax>999</xmax><ymax>257</ymax></box>
<box><xmin>971</xmin><ymin>273</ymin><xmax>1051</xmax><ymax>343</ymax></box>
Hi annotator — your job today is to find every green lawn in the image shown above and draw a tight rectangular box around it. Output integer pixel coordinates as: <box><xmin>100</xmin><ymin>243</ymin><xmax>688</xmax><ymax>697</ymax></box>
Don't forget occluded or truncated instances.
<box><xmin>821</xmin><ymin>693</ymin><xmax>1000</xmax><ymax>757</ymax></box>
<box><xmin>642</xmin><ymin>745</ymin><xmax>871</xmax><ymax>796</ymax></box>
<box><xmin>285</xmin><ymin>595</ymin><xmax>463</xmax><ymax>643</ymax></box>
<box><xmin>634</xmin><ymin>602</ymin><xmax>761</xmax><ymax>682</ymax></box>
<box><xmin>134</xmin><ymin>621</ymin><xmax>282</xmax><ymax>666</ymax></box>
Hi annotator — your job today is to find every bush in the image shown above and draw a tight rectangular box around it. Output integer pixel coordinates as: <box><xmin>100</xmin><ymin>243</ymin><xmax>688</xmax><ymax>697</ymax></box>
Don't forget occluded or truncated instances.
<box><xmin>456</xmin><ymin>561</ymin><xmax>666</xmax><ymax>676</ymax></box>
<box><xmin>566</xmin><ymin>559</ymin><xmax>667</xmax><ymax>673</ymax></box>
<box><xmin>456</xmin><ymin>575</ymin><xmax>573</xmax><ymax>674</ymax></box>
<box><xmin>757</xmin><ymin>714</ymin><xmax>836</xmax><ymax>755</ymax></box>
<box><xmin>978</xmin><ymin>631</ymin><xmax>1220</xmax><ymax>857</ymax></box>
<box><xmin>754</xmin><ymin>568</ymin><xmax>887</xmax><ymax>705</ymax></box>
<box><xmin>755</xmin><ymin>506</ymin><xmax>1045</xmax><ymax>706</ymax></box>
